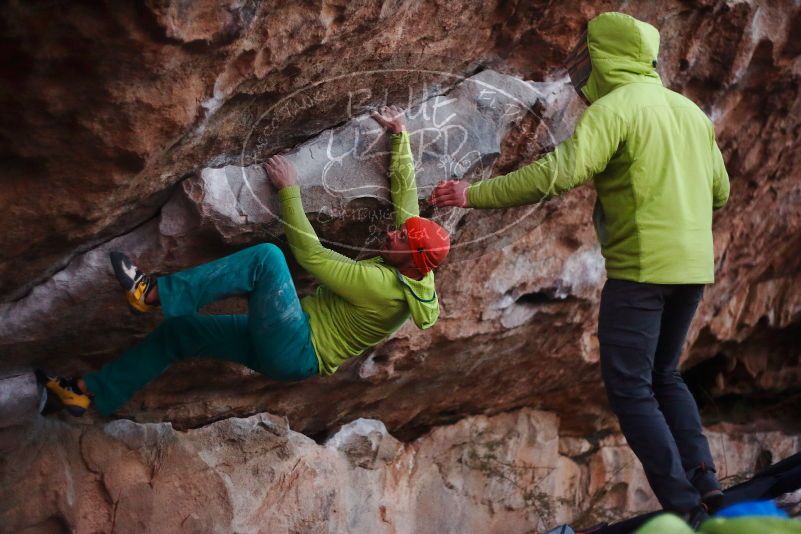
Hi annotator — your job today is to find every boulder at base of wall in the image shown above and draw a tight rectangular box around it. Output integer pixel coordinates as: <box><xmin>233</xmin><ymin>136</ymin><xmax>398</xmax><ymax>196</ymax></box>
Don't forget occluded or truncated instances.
<box><xmin>0</xmin><ymin>371</ymin><xmax>45</xmax><ymax>452</ymax></box>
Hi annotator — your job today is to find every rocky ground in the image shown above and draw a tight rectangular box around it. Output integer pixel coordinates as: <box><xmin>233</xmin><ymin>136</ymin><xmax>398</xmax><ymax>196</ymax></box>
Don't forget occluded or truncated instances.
<box><xmin>1</xmin><ymin>1</ymin><xmax>800</xmax><ymax>532</ymax></box>
<box><xmin>3</xmin><ymin>405</ymin><xmax>799</xmax><ymax>533</ymax></box>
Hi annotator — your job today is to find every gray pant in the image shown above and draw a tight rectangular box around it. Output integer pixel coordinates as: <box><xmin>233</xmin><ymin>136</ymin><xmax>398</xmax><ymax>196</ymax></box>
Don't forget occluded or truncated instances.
<box><xmin>598</xmin><ymin>279</ymin><xmax>720</xmax><ymax>512</ymax></box>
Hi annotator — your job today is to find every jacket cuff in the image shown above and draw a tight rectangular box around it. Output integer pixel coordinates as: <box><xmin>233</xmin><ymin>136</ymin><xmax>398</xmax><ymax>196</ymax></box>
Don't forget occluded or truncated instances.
<box><xmin>466</xmin><ymin>183</ymin><xmax>478</xmax><ymax>207</ymax></box>
<box><xmin>278</xmin><ymin>185</ymin><xmax>301</xmax><ymax>202</ymax></box>
<box><xmin>390</xmin><ymin>130</ymin><xmax>409</xmax><ymax>148</ymax></box>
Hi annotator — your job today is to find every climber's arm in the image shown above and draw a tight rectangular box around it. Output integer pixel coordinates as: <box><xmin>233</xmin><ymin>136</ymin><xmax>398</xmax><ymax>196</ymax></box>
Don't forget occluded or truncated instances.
<box><xmin>709</xmin><ymin>122</ymin><xmax>730</xmax><ymax>210</ymax></box>
<box><xmin>264</xmin><ymin>155</ymin><xmax>389</xmax><ymax>305</ymax></box>
<box><xmin>430</xmin><ymin>103</ymin><xmax>627</xmax><ymax>208</ymax></box>
<box><xmin>371</xmin><ymin>105</ymin><xmax>419</xmax><ymax>226</ymax></box>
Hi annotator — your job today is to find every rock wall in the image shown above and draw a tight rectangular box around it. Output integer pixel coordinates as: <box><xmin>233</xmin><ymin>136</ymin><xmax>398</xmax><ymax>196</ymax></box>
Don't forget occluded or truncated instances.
<box><xmin>3</xmin><ymin>408</ymin><xmax>799</xmax><ymax>533</ymax></box>
<box><xmin>1</xmin><ymin>0</ymin><xmax>801</xmax><ymax>531</ymax></box>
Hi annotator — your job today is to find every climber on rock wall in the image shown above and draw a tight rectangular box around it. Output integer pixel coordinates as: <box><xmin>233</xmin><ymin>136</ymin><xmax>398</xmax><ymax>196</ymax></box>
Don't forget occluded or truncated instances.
<box><xmin>431</xmin><ymin>11</ymin><xmax>730</xmax><ymax>527</ymax></box>
<box><xmin>40</xmin><ymin>105</ymin><xmax>450</xmax><ymax>419</ymax></box>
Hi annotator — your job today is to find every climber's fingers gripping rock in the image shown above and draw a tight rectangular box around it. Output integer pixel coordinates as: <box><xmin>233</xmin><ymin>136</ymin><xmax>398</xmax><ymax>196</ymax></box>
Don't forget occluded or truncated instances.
<box><xmin>430</xmin><ymin>179</ymin><xmax>469</xmax><ymax>208</ymax></box>
<box><xmin>370</xmin><ymin>105</ymin><xmax>406</xmax><ymax>134</ymax></box>
<box><xmin>263</xmin><ymin>154</ymin><xmax>297</xmax><ymax>190</ymax></box>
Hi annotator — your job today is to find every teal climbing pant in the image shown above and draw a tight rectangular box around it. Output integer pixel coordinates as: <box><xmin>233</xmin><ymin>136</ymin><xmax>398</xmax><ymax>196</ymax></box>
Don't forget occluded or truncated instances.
<box><xmin>84</xmin><ymin>244</ymin><xmax>319</xmax><ymax>416</ymax></box>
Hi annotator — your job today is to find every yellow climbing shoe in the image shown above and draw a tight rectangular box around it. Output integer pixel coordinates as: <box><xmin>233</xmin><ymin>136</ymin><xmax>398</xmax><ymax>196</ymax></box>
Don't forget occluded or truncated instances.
<box><xmin>126</xmin><ymin>278</ymin><xmax>156</xmax><ymax>314</ymax></box>
<box><xmin>37</xmin><ymin>371</ymin><xmax>91</xmax><ymax>416</ymax></box>
<box><xmin>110</xmin><ymin>251</ymin><xmax>156</xmax><ymax>314</ymax></box>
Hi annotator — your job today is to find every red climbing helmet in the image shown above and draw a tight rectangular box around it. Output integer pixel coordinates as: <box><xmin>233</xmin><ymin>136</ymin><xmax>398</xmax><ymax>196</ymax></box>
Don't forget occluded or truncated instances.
<box><xmin>405</xmin><ymin>216</ymin><xmax>450</xmax><ymax>275</ymax></box>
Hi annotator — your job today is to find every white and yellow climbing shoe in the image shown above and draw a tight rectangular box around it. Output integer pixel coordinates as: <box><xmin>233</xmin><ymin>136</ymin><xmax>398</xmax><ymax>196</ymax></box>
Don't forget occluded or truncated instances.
<box><xmin>109</xmin><ymin>251</ymin><xmax>156</xmax><ymax>314</ymax></box>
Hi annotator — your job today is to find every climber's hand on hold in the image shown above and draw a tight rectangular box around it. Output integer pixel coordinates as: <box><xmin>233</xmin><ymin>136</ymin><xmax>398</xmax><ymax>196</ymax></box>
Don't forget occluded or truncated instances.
<box><xmin>430</xmin><ymin>180</ymin><xmax>469</xmax><ymax>208</ymax></box>
<box><xmin>371</xmin><ymin>105</ymin><xmax>406</xmax><ymax>134</ymax></box>
<box><xmin>263</xmin><ymin>154</ymin><xmax>297</xmax><ymax>190</ymax></box>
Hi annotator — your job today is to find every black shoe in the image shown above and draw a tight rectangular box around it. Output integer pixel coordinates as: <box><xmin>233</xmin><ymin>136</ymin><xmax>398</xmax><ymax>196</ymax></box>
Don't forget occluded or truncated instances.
<box><xmin>682</xmin><ymin>504</ymin><xmax>710</xmax><ymax>529</ymax></box>
<box><xmin>35</xmin><ymin>370</ymin><xmax>91</xmax><ymax>417</ymax></box>
<box><xmin>109</xmin><ymin>251</ymin><xmax>156</xmax><ymax>314</ymax></box>
<box><xmin>701</xmin><ymin>490</ymin><xmax>725</xmax><ymax>515</ymax></box>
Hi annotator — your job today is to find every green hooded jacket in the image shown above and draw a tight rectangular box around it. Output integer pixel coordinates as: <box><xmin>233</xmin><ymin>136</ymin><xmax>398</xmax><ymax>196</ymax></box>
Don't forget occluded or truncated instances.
<box><xmin>467</xmin><ymin>12</ymin><xmax>730</xmax><ymax>284</ymax></box>
<box><xmin>634</xmin><ymin>513</ymin><xmax>801</xmax><ymax>534</ymax></box>
<box><xmin>279</xmin><ymin>132</ymin><xmax>439</xmax><ymax>376</ymax></box>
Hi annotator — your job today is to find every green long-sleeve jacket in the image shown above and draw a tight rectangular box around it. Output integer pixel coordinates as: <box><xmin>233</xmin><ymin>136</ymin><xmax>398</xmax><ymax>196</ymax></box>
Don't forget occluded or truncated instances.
<box><xmin>467</xmin><ymin>12</ymin><xmax>730</xmax><ymax>284</ymax></box>
<box><xmin>278</xmin><ymin>132</ymin><xmax>439</xmax><ymax>375</ymax></box>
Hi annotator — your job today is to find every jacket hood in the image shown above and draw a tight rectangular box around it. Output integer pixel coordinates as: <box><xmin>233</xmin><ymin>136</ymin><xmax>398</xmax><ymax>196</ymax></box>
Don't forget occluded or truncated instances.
<box><xmin>395</xmin><ymin>269</ymin><xmax>439</xmax><ymax>329</ymax></box>
<box><xmin>581</xmin><ymin>12</ymin><xmax>662</xmax><ymax>103</ymax></box>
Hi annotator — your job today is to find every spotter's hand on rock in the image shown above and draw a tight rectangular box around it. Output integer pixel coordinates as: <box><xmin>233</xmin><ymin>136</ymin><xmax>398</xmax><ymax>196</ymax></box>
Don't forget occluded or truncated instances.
<box><xmin>371</xmin><ymin>105</ymin><xmax>406</xmax><ymax>134</ymax></box>
<box><xmin>263</xmin><ymin>154</ymin><xmax>297</xmax><ymax>190</ymax></box>
<box><xmin>430</xmin><ymin>180</ymin><xmax>469</xmax><ymax>208</ymax></box>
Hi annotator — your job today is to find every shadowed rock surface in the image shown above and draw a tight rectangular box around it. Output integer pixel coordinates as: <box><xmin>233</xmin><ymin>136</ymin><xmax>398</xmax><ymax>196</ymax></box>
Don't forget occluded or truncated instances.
<box><xmin>1</xmin><ymin>0</ymin><xmax>801</xmax><ymax>530</ymax></box>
